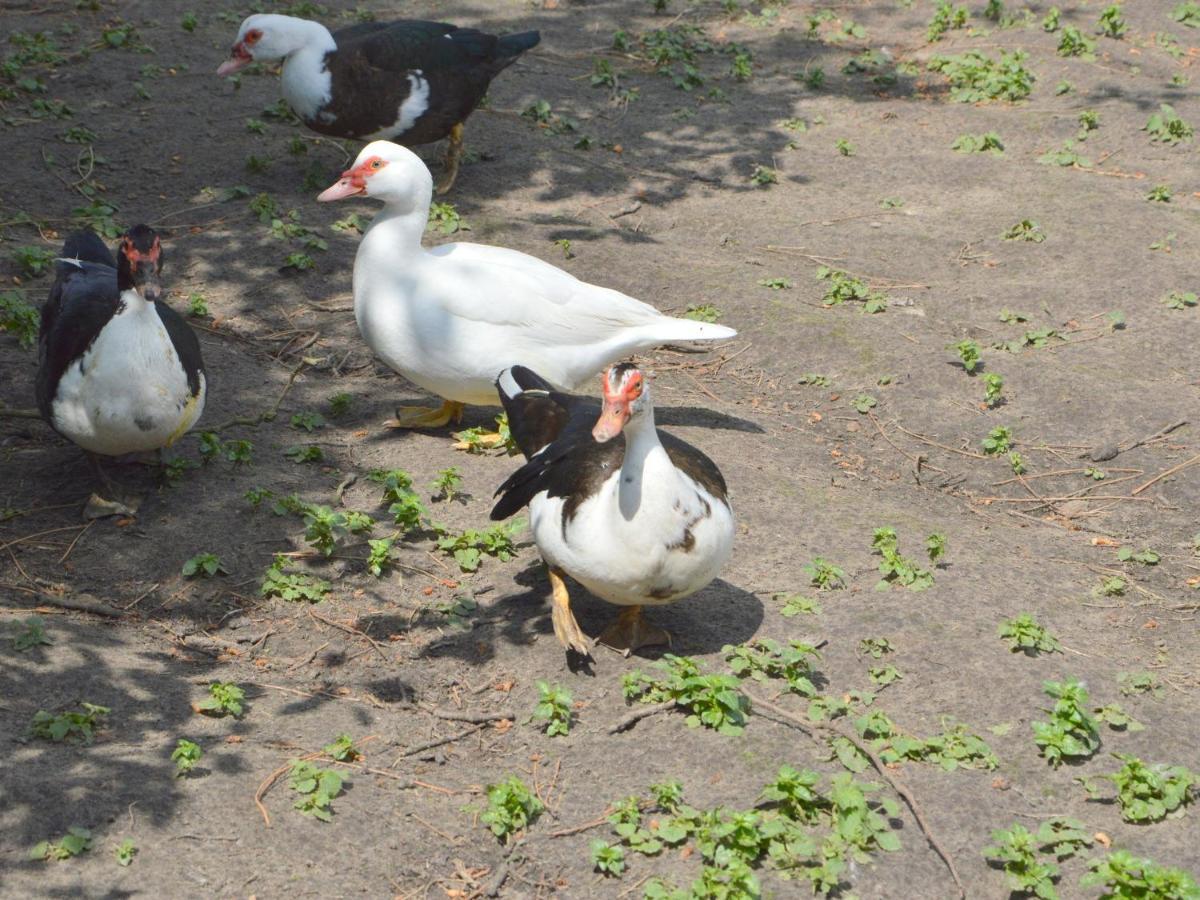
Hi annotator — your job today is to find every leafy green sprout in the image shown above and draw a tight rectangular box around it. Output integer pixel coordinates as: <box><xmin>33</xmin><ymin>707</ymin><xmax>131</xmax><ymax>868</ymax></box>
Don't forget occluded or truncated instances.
<box><xmin>1118</xmin><ymin>670</ymin><xmax>1163</xmax><ymax>698</ymax></box>
<box><xmin>1117</xmin><ymin>546</ymin><xmax>1159</xmax><ymax>565</ymax></box>
<box><xmin>999</xmin><ymin>614</ymin><xmax>1061</xmax><ymax>655</ymax></box>
<box><xmin>431</xmin><ymin>467</ymin><xmax>463</xmax><ymax>502</ymax></box>
<box><xmin>482</xmin><ymin>776</ymin><xmax>544</xmax><ymax>842</ymax></box>
<box><xmin>757</xmin><ymin>277</ymin><xmax>792</xmax><ymax>290</ymax></box>
<box><xmin>1058</xmin><ymin>25</ymin><xmax>1097</xmax><ymax>58</ymax></box>
<box><xmin>851</xmin><ymin>394</ymin><xmax>876</xmax><ymax>413</ymax></box>
<box><xmin>982</xmin><ymin>426</ymin><xmax>1013</xmax><ymax>455</ymax></box>
<box><xmin>1143</xmin><ymin>104</ymin><xmax>1193</xmax><ymax>144</ymax></box>
<box><xmin>1163</xmin><ymin>290</ymin><xmax>1197</xmax><ymax>309</ymax></box>
<box><xmin>1173</xmin><ymin>1</ymin><xmax>1200</xmax><ymax>26</ymax></box>
<box><xmin>859</xmin><ymin>636</ymin><xmax>893</xmax><ymax>658</ymax></box>
<box><xmin>30</xmin><ymin>703</ymin><xmax>110</xmax><ymax>743</ymax></box>
<box><xmin>950</xmin><ymin>339</ymin><xmax>982</xmax><ymax>373</ymax></box>
<box><xmin>529</xmin><ymin>681</ymin><xmax>573</xmax><ymax>736</ymax></box>
<box><xmin>290</xmin><ymin>411</ymin><xmax>325</xmax><ymax>432</ymax></box>
<box><xmin>927</xmin><ymin>50</ymin><xmax>1035</xmax><ymax>103</ymax></box>
<box><xmin>951</xmin><ymin>132</ymin><xmax>1003</xmax><ymax>155</ymax></box>
<box><xmin>683</xmin><ymin>304</ymin><xmax>721</xmax><ymax>322</ymax></box>
<box><xmin>1001</xmin><ymin>220</ymin><xmax>1046</xmax><ymax>242</ymax></box>
<box><xmin>926</xmin><ymin>532</ymin><xmax>947</xmax><ymax>564</ymax></box>
<box><xmin>30</xmin><ymin>827</ymin><xmax>93</xmax><ymax>862</ymax></box>
<box><xmin>776</xmin><ymin>593</ymin><xmax>821</xmax><ymax>616</ymax></box>
<box><xmin>366</xmin><ymin>538</ymin><xmax>394</xmax><ymax>577</ymax></box>
<box><xmin>872</xmin><ymin>527</ymin><xmax>934</xmax><ymax>591</ymax></box>
<box><xmin>114</xmin><ymin>838</ymin><xmax>136</xmax><ymax>866</ymax></box>
<box><xmin>196</xmin><ymin>682</ymin><xmax>245</xmax><ymax>718</ymax></box>
<box><xmin>1146</xmin><ymin>184</ymin><xmax>1172</xmax><ymax>202</ymax></box>
<box><xmin>749</xmin><ymin>164</ymin><xmax>778</xmax><ymax>186</ymax></box>
<box><xmin>327</xmin><ymin>392</ymin><xmax>353</xmax><ymax>415</ymax></box>
<box><xmin>172</xmin><ymin>738</ymin><xmax>203</xmax><ymax>776</ymax></box>
<box><xmin>290</xmin><ymin>759</ymin><xmax>346</xmax><ymax>822</ymax></box>
<box><xmin>983</xmin><ymin>823</ymin><xmax>1061</xmax><ymax>899</ymax></box>
<box><xmin>622</xmin><ymin>654</ymin><xmax>750</xmax><ymax>735</ymax></box>
<box><xmin>181</xmin><ymin>12</ymin><xmax>198</xmax><ymax>31</ymax></box>
<box><xmin>804</xmin><ymin>557</ymin><xmax>845</xmax><ymax>589</ymax></box>
<box><xmin>1033</xmin><ymin>678</ymin><xmax>1100</xmax><ymax>767</ymax></box>
<box><xmin>261</xmin><ymin>555</ymin><xmax>331</xmax><ymax>603</ymax></box>
<box><xmin>322</xmin><ymin>733</ymin><xmax>361</xmax><ymax>762</ymax></box>
<box><xmin>1083</xmin><ymin>849</ymin><xmax>1200</xmax><ymax>898</ymax></box>
<box><xmin>815</xmin><ymin>266</ymin><xmax>888</xmax><ymax>312</ymax></box>
<box><xmin>591</xmin><ymin>840</ymin><xmax>626</xmax><ymax>876</ymax></box>
<box><xmin>982</xmin><ymin>372</ymin><xmax>1004</xmax><ymax>407</ymax></box>
<box><xmin>10</xmin><ymin>616</ymin><xmax>51</xmax><ymax>651</ymax></box>
<box><xmin>1085</xmin><ymin>754</ymin><xmax>1198</xmax><ymax>823</ymax></box>
<box><xmin>436</xmin><ymin>519</ymin><xmax>524</xmax><ymax>572</ymax></box>
<box><xmin>186</xmin><ymin>293</ymin><xmax>208</xmax><ymax>317</ymax></box>
<box><xmin>0</xmin><ymin>292</ymin><xmax>40</xmax><ymax>349</ymax></box>
<box><xmin>835</xmin><ymin>138</ymin><xmax>855</xmax><ymax>156</ymax></box>
<box><xmin>182</xmin><ymin>552</ymin><xmax>227</xmax><ymax>578</ymax></box>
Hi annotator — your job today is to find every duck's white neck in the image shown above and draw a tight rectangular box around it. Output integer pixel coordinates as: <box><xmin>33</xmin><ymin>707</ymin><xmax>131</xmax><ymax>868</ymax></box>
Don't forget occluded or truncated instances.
<box><xmin>117</xmin><ymin>287</ymin><xmax>153</xmax><ymax>316</ymax></box>
<box><xmin>360</xmin><ymin>194</ymin><xmax>433</xmax><ymax>259</ymax></box>
<box><xmin>279</xmin><ymin>21</ymin><xmax>336</xmax><ymax>120</ymax></box>
<box><xmin>617</xmin><ymin>403</ymin><xmax>665</xmax><ymax>519</ymax></box>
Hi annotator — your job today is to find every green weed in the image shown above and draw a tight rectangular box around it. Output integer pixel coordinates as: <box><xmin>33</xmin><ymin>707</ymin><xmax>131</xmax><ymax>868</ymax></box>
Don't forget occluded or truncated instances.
<box><xmin>529</xmin><ymin>681</ymin><xmax>573</xmax><ymax>736</ymax></box>
<box><xmin>30</xmin><ymin>827</ymin><xmax>92</xmax><ymax>862</ymax></box>
<box><xmin>172</xmin><ymin>738</ymin><xmax>202</xmax><ymax>775</ymax></box>
<box><xmin>1033</xmin><ymin>678</ymin><xmax>1100</xmax><ymax>767</ymax></box>
<box><xmin>29</xmin><ymin>703</ymin><xmax>109</xmax><ymax>743</ymax></box>
<box><xmin>182</xmin><ymin>552</ymin><xmax>227</xmax><ymax>578</ymax></box>
<box><xmin>195</xmin><ymin>682</ymin><xmax>245</xmax><ymax>718</ymax></box>
<box><xmin>999</xmin><ymin>613</ymin><xmax>1061</xmax><ymax>655</ymax></box>
<box><xmin>482</xmin><ymin>776</ymin><xmax>544</xmax><ymax>842</ymax></box>
<box><xmin>623</xmin><ymin>654</ymin><xmax>750</xmax><ymax>735</ymax></box>
<box><xmin>290</xmin><ymin>759</ymin><xmax>346</xmax><ymax>822</ymax></box>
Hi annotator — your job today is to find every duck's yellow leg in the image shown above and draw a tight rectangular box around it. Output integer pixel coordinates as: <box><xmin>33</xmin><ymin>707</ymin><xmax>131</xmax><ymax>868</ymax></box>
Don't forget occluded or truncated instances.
<box><xmin>597</xmin><ymin>606</ymin><xmax>672</xmax><ymax>658</ymax></box>
<box><xmin>384</xmin><ymin>399</ymin><xmax>464</xmax><ymax>430</ymax></box>
<box><xmin>548</xmin><ymin>567</ymin><xmax>591</xmax><ymax>657</ymax></box>
<box><xmin>434</xmin><ymin>122</ymin><xmax>465</xmax><ymax>195</ymax></box>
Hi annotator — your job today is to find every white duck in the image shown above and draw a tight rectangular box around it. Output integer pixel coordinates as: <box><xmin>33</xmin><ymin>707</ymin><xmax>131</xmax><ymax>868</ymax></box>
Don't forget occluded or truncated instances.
<box><xmin>317</xmin><ymin>141</ymin><xmax>736</xmax><ymax>430</ymax></box>
<box><xmin>490</xmin><ymin>364</ymin><xmax>735</xmax><ymax>656</ymax></box>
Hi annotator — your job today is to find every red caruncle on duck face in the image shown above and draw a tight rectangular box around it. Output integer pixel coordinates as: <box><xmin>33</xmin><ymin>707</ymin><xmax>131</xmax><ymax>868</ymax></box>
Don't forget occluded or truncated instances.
<box><xmin>592</xmin><ymin>365</ymin><xmax>645</xmax><ymax>443</ymax></box>
<box><xmin>316</xmin><ymin>156</ymin><xmax>389</xmax><ymax>202</ymax></box>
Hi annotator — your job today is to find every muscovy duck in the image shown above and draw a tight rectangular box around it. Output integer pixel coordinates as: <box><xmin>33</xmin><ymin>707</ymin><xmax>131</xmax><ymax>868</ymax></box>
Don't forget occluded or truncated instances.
<box><xmin>36</xmin><ymin>226</ymin><xmax>206</xmax><ymax>496</ymax></box>
<box><xmin>217</xmin><ymin>14</ymin><xmax>539</xmax><ymax>192</ymax></box>
<box><xmin>491</xmin><ymin>364</ymin><xmax>735</xmax><ymax>656</ymax></box>
<box><xmin>316</xmin><ymin>141</ymin><xmax>736</xmax><ymax>433</ymax></box>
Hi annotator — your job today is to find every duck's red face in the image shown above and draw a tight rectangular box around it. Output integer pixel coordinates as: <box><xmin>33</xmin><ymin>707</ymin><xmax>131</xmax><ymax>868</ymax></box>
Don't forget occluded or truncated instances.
<box><xmin>217</xmin><ymin>27</ymin><xmax>261</xmax><ymax>76</ymax></box>
<box><xmin>593</xmin><ymin>365</ymin><xmax>645</xmax><ymax>443</ymax></box>
<box><xmin>317</xmin><ymin>155</ymin><xmax>388</xmax><ymax>201</ymax></box>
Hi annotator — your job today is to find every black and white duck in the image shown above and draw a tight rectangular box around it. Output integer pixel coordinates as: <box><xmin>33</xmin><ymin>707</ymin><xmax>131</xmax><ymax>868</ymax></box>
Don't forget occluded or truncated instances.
<box><xmin>216</xmin><ymin>13</ymin><xmax>540</xmax><ymax>192</ymax></box>
<box><xmin>36</xmin><ymin>226</ymin><xmax>206</xmax><ymax>499</ymax></box>
<box><xmin>491</xmin><ymin>364</ymin><xmax>735</xmax><ymax>657</ymax></box>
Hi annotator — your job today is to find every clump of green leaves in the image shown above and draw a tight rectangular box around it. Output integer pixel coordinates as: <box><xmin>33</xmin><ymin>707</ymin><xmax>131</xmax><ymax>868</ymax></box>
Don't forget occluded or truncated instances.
<box><xmin>11</xmin><ymin>245</ymin><xmax>56</xmax><ymax>277</ymax></box>
<box><xmin>1084</xmin><ymin>753</ymin><xmax>1198</xmax><ymax>823</ymax></box>
<box><xmin>750</xmin><ymin>164</ymin><xmax>778</xmax><ymax>185</ymax></box>
<box><xmin>983</xmin><ymin>372</ymin><xmax>1004</xmax><ymax>407</ymax></box>
<box><xmin>196</xmin><ymin>682</ymin><xmax>245</xmax><ymax>718</ymax></box>
<box><xmin>927</xmin><ymin>0</ymin><xmax>968</xmax><ymax>41</ymax></box>
<box><xmin>197</xmin><ymin>432</ymin><xmax>254</xmax><ymax>465</ymax></box>
<box><xmin>0</xmin><ymin>292</ymin><xmax>40</xmax><ymax>349</ymax></box>
<box><xmin>172</xmin><ymin>738</ymin><xmax>203</xmax><ymax>775</ymax></box>
<box><xmin>952</xmin><ymin>132</ymin><xmax>1004</xmax><ymax>155</ymax></box>
<box><xmin>29</xmin><ymin>703</ymin><xmax>109</xmax><ymax>744</ymax></box>
<box><xmin>427</xmin><ymin>201</ymin><xmax>467</xmax><ymax>234</ymax></box>
<box><xmin>982</xmin><ymin>425</ymin><xmax>1013</xmax><ymax>455</ymax></box>
<box><xmin>182</xmin><ymin>552</ymin><xmax>227</xmax><ymax>578</ymax></box>
<box><xmin>999</xmin><ymin>613</ymin><xmax>1061</xmax><ymax>655</ymax></box>
<box><xmin>815</xmin><ymin>266</ymin><xmax>887</xmax><ymax>313</ymax></box>
<box><xmin>758</xmin><ymin>277</ymin><xmax>792</xmax><ymax>290</ymax></box>
<box><xmin>260</xmin><ymin>555</ymin><xmax>330</xmax><ymax>603</ymax></box>
<box><xmin>1118</xmin><ymin>670</ymin><xmax>1163</xmax><ymax>699</ymax></box>
<box><xmin>322</xmin><ymin>733</ymin><xmax>362</xmax><ymax>762</ymax></box>
<box><xmin>369</xmin><ymin>468</ymin><xmax>428</xmax><ymax>535</ymax></box>
<box><xmin>482</xmin><ymin>776</ymin><xmax>544</xmax><ymax>842</ymax></box>
<box><xmin>1146</xmin><ymin>184</ymin><xmax>1172</xmax><ymax>202</ymax></box>
<box><xmin>1172</xmin><ymin>1</ymin><xmax>1200</xmax><ymax>26</ymax></box>
<box><xmin>9</xmin><ymin>616</ymin><xmax>51</xmax><ymax>651</ymax></box>
<box><xmin>30</xmin><ymin>827</ymin><xmax>92</xmax><ymax>862</ymax></box>
<box><xmin>529</xmin><ymin>681</ymin><xmax>573</xmax><ymax>736</ymax></box>
<box><xmin>1097</xmin><ymin>5</ymin><xmax>1126</xmax><ymax>38</ymax></box>
<box><xmin>1117</xmin><ymin>546</ymin><xmax>1160</xmax><ymax>565</ymax></box>
<box><xmin>592</xmin><ymin>840</ymin><xmax>626</xmax><ymax>876</ymax></box>
<box><xmin>1058</xmin><ymin>25</ymin><xmax>1097</xmax><ymax>59</ymax></box>
<box><xmin>1077</xmin><ymin>109</ymin><xmax>1100</xmax><ymax>138</ymax></box>
<box><xmin>436</xmin><ymin>519</ymin><xmax>524</xmax><ymax>572</ymax></box>
<box><xmin>776</xmin><ymin>592</ymin><xmax>822</xmax><ymax>616</ymax></box>
<box><xmin>623</xmin><ymin>654</ymin><xmax>750</xmax><ymax>735</ymax></box>
<box><xmin>1033</xmin><ymin>678</ymin><xmax>1100</xmax><ymax>766</ymax></box>
<box><xmin>983</xmin><ymin>823</ymin><xmax>1062</xmax><ymax>899</ymax></box>
<box><xmin>927</xmin><ymin>50</ymin><xmax>1035</xmax><ymax>102</ymax></box>
<box><xmin>804</xmin><ymin>556</ymin><xmax>845</xmax><ymax>590</ymax></box>
<box><xmin>300</xmin><ymin>504</ymin><xmax>373</xmax><ymax>556</ymax></box>
<box><xmin>1164</xmin><ymin>290</ymin><xmax>1198</xmax><ymax>309</ymax></box>
<box><xmin>290</xmin><ymin>759</ymin><xmax>346</xmax><ymax>822</ymax></box>
<box><xmin>1083</xmin><ymin>850</ymin><xmax>1200</xmax><ymax>898</ymax></box>
<box><xmin>725</xmin><ymin>638</ymin><xmax>822</xmax><ymax>697</ymax></box>
<box><xmin>1143</xmin><ymin>103</ymin><xmax>1193</xmax><ymax>144</ymax></box>
<box><xmin>871</xmin><ymin>527</ymin><xmax>934</xmax><ymax>591</ymax></box>
<box><xmin>114</xmin><ymin>838</ymin><xmax>136</xmax><ymax>866</ymax></box>
<box><xmin>1038</xmin><ymin>140</ymin><xmax>1091</xmax><ymax>167</ymax></box>
<box><xmin>1002</xmin><ymin>220</ymin><xmax>1046</xmax><ymax>242</ymax></box>
<box><xmin>683</xmin><ymin>303</ymin><xmax>721</xmax><ymax>322</ymax></box>
<box><xmin>1043</xmin><ymin>6</ymin><xmax>1061</xmax><ymax>30</ymax></box>
<box><xmin>950</xmin><ymin>339</ymin><xmax>982</xmax><ymax>372</ymax></box>
<box><xmin>366</xmin><ymin>538</ymin><xmax>394</xmax><ymax>578</ymax></box>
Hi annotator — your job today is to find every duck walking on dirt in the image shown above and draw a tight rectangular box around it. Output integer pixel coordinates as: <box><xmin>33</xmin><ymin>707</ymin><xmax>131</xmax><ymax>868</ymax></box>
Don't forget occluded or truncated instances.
<box><xmin>216</xmin><ymin>13</ymin><xmax>540</xmax><ymax>192</ymax></box>
<box><xmin>490</xmin><ymin>364</ymin><xmax>735</xmax><ymax>658</ymax></box>
<box><xmin>35</xmin><ymin>226</ymin><xmax>206</xmax><ymax>505</ymax></box>
<box><xmin>316</xmin><ymin>141</ymin><xmax>736</xmax><ymax>437</ymax></box>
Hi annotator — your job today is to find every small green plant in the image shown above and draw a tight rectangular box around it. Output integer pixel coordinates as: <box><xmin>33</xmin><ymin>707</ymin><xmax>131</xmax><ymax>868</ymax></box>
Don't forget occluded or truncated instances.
<box><xmin>30</xmin><ymin>827</ymin><xmax>92</xmax><ymax>862</ymax></box>
<box><xmin>322</xmin><ymin>733</ymin><xmax>361</xmax><ymax>762</ymax></box>
<box><xmin>950</xmin><ymin>339</ymin><xmax>982</xmax><ymax>373</ymax></box>
<box><xmin>927</xmin><ymin>50</ymin><xmax>1035</xmax><ymax>103</ymax></box>
<box><xmin>927</xmin><ymin>0</ymin><xmax>968</xmax><ymax>41</ymax></box>
<box><xmin>11</xmin><ymin>245</ymin><xmax>56</xmax><ymax>277</ymax></box>
<box><xmin>1144</xmin><ymin>104</ymin><xmax>1193</xmax><ymax>144</ymax></box>
<box><xmin>1118</xmin><ymin>670</ymin><xmax>1163</xmax><ymax>699</ymax></box>
<box><xmin>1146</xmin><ymin>184</ymin><xmax>1172</xmax><ymax>202</ymax></box>
<box><xmin>725</xmin><ymin>638</ymin><xmax>822</xmax><ymax>697</ymax></box>
<box><xmin>328</xmin><ymin>392</ymin><xmax>353</xmax><ymax>415</ymax></box>
<box><xmin>285</xmin><ymin>444</ymin><xmax>325</xmax><ymax>464</ymax></box>
<box><xmin>982</xmin><ymin>426</ymin><xmax>1013</xmax><ymax>455</ymax></box>
<box><xmin>851</xmin><ymin>394</ymin><xmax>877</xmax><ymax>413</ymax></box>
<box><xmin>925</xmin><ymin>532</ymin><xmax>947</xmax><ymax>564</ymax></box>
<box><xmin>429</xmin><ymin>467</ymin><xmax>463</xmax><ymax>503</ymax></box>
<box><xmin>951</xmin><ymin>132</ymin><xmax>1004</xmax><ymax>155</ymax></box>
<box><xmin>1097</xmin><ymin>4</ymin><xmax>1125</xmax><ymax>37</ymax></box>
<box><xmin>30</xmin><ymin>703</ymin><xmax>109</xmax><ymax>744</ymax></box>
<box><xmin>0</xmin><ymin>292</ymin><xmax>40</xmax><ymax>349</ymax></box>
<box><xmin>1172</xmin><ymin>1</ymin><xmax>1200</xmax><ymax>26</ymax></box>
<box><xmin>816</xmin><ymin>266</ymin><xmax>888</xmax><ymax>312</ymax></box>
<box><xmin>261</xmin><ymin>555</ymin><xmax>330</xmax><ymax>603</ymax></box>
<box><xmin>290</xmin><ymin>411</ymin><xmax>325</xmax><ymax>432</ymax></box>
<box><xmin>482</xmin><ymin>776</ymin><xmax>544</xmax><ymax>842</ymax></box>
<box><xmin>860</xmin><ymin>637</ymin><xmax>893</xmax><ymax>659</ymax></box>
<box><xmin>366</xmin><ymin>538</ymin><xmax>394</xmax><ymax>578</ymax></box>
<box><xmin>1002</xmin><ymin>220</ymin><xmax>1046</xmax><ymax>242</ymax></box>
<box><xmin>180</xmin><ymin>11</ymin><xmax>198</xmax><ymax>31</ymax></box>
<box><xmin>529</xmin><ymin>681</ymin><xmax>573</xmax><ymax>737</ymax></box>
<box><xmin>983</xmin><ymin>823</ymin><xmax>1061</xmax><ymax>899</ymax></box>
<box><xmin>1058</xmin><ymin>25</ymin><xmax>1097</xmax><ymax>59</ymax></box>
<box><xmin>622</xmin><ymin>654</ymin><xmax>750</xmax><ymax>735</ymax></box>
<box><xmin>436</xmin><ymin>520</ymin><xmax>523</xmax><ymax>572</ymax></box>
<box><xmin>776</xmin><ymin>593</ymin><xmax>821</xmax><ymax>616</ymax></box>
<box><xmin>300</xmin><ymin>504</ymin><xmax>373</xmax><ymax>556</ymax></box>
<box><xmin>1033</xmin><ymin>678</ymin><xmax>1100</xmax><ymax>767</ymax></box>
<box><xmin>683</xmin><ymin>303</ymin><xmax>721</xmax><ymax>322</ymax></box>
<box><xmin>798</xmin><ymin>373</ymin><xmax>831</xmax><ymax>387</ymax></box>
<box><xmin>983</xmin><ymin>372</ymin><xmax>1004</xmax><ymax>407</ymax></box>
<box><xmin>835</xmin><ymin>139</ymin><xmax>855</xmax><ymax>157</ymax></box>
<box><xmin>1077</xmin><ymin>109</ymin><xmax>1100</xmax><ymax>136</ymax></box>
<box><xmin>1084</xmin><ymin>753</ymin><xmax>1198</xmax><ymax>823</ymax></box>
<box><xmin>1117</xmin><ymin>546</ymin><xmax>1160</xmax><ymax>565</ymax></box>
<box><xmin>1164</xmin><ymin>290</ymin><xmax>1198</xmax><ymax>309</ymax></box>
<box><xmin>872</xmin><ymin>527</ymin><xmax>934</xmax><ymax>591</ymax></box>
<box><xmin>804</xmin><ymin>557</ymin><xmax>845</xmax><ymax>590</ymax></box>
<box><xmin>1150</xmin><ymin>232</ymin><xmax>1177</xmax><ymax>252</ymax></box>
<box><xmin>196</xmin><ymin>682</ymin><xmax>245</xmax><ymax>718</ymax></box>
<box><xmin>757</xmin><ymin>277</ymin><xmax>792</xmax><ymax>290</ymax></box>
<box><xmin>289</xmin><ymin>759</ymin><xmax>346</xmax><ymax>822</ymax></box>
<box><xmin>186</xmin><ymin>293</ymin><xmax>208</xmax><ymax>317</ymax></box>
<box><xmin>999</xmin><ymin>613</ymin><xmax>1061</xmax><ymax>655</ymax></box>
<box><xmin>10</xmin><ymin>616</ymin><xmax>51</xmax><ymax>651</ymax></box>
<box><xmin>182</xmin><ymin>552</ymin><xmax>227</xmax><ymax>578</ymax></box>
<box><xmin>591</xmin><ymin>840</ymin><xmax>626</xmax><ymax>876</ymax></box>
<box><xmin>172</xmin><ymin>738</ymin><xmax>202</xmax><ymax>775</ymax></box>
<box><xmin>114</xmin><ymin>838</ymin><xmax>136</xmax><ymax>866</ymax></box>
<box><xmin>1083</xmin><ymin>850</ymin><xmax>1200</xmax><ymax>898</ymax></box>
<box><xmin>1038</xmin><ymin>140</ymin><xmax>1091</xmax><ymax>167</ymax></box>
<box><xmin>750</xmin><ymin>164</ymin><xmax>778</xmax><ymax>185</ymax></box>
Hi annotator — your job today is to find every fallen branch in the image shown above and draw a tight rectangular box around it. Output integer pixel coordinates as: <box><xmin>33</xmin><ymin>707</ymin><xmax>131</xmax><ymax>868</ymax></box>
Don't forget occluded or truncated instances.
<box><xmin>1131</xmin><ymin>452</ymin><xmax>1200</xmax><ymax>496</ymax></box>
<box><xmin>550</xmin><ymin>808</ymin><xmax>615</xmax><ymax>838</ymax></box>
<box><xmin>608</xmin><ymin>700</ymin><xmax>676</xmax><ymax>734</ymax></box>
<box><xmin>4</xmin><ymin>585</ymin><xmax>124</xmax><ymax>618</ymax></box>
<box><xmin>745</xmin><ymin>692</ymin><xmax>966</xmax><ymax>900</ymax></box>
<box><xmin>391</xmin><ymin>723</ymin><xmax>487</xmax><ymax>766</ymax></box>
<box><xmin>892</xmin><ymin>424</ymin><xmax>987</xmax><ymax>460</ymax></box>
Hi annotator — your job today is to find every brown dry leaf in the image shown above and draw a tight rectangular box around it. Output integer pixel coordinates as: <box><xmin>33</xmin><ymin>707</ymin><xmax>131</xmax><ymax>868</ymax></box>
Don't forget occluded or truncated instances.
<box><xmin>492</xmin><ymin>718</ymin><xmax>513</xmax><ymax>734</ymax></box>
<box><xmin>991</xmin><ymin>776</ymin><xmax>1010</xmax><ymax>791</ymax></box>
<box><xmin>1143</xmin><ymin>619</ymin><xmax>1159</xmax><ymax>629</ymax></box>
<box><xmin>225</xmin><ymin>735</ymin><xmax>243</xmax><ymax>744</ymax></box>
<box><xmin>808</xmin><ymin>411</ymin><xmax>823</xmax><ymax>424</ymax></box>
<box><xmin>494</xmin><ymin>679</ymin><xmax>516</xmax><ymax>693</ymax></box>
<box><xmin>1095</xmin><ymin>832</ymin><xmax>1112</xmax><ymax>848</ymax></box>
<box><xmin>1091</xmin><ymin>536</ymin><xmax>1120</xmax><ymax>547</ymax></box>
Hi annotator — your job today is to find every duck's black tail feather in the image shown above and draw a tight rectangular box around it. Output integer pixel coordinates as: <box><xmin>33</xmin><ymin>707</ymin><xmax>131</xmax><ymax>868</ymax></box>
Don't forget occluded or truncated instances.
<box><xmin>59</xmin><ymin>229</ymin><xmax>115</xmax><ymax>269</ymax></box>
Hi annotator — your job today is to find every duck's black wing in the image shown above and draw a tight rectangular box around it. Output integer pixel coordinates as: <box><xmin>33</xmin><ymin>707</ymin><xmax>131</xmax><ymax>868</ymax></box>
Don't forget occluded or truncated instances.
<box><xmin>35</xmin><ymin>230</ymin><xmax>119</xmax><ymax>419</ymax></box>
<box><xmin>154</xmin><ymin>301</ymin><xmax>205</xmax><ymax>398</ymax></box>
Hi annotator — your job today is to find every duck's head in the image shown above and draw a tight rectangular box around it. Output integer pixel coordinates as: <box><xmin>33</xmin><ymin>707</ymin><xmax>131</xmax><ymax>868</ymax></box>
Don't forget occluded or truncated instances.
<box><xmin>217</xmin><ymin>14</ymin><xmax>318</xmax><ymax>75</ymax></box>
<box><xmin>593</xmin><ymin>364</ymin><xmax>650</xmax><ymax>443</ymax></box>
<box><xmin>317</xmin><ymin>141</ymin><xmax>432</xmax><ymax>209</ymax></box>
<box><xmin>117</xmin><ymin>225</ymin><xmax>164</xmax><ymax>303</ymax></box>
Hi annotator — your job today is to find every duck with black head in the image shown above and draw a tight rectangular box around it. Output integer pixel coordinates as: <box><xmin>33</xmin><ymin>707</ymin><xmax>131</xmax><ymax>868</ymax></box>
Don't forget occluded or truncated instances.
<box><xmin>216</xmin><ymin>13</ymin><xmax>540</xmax><ymax>192</ymax></box>
<box><xmin>36</xmin><ymin>225</ymin><xmax>206</xmax><ymax>507</ymax></box>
